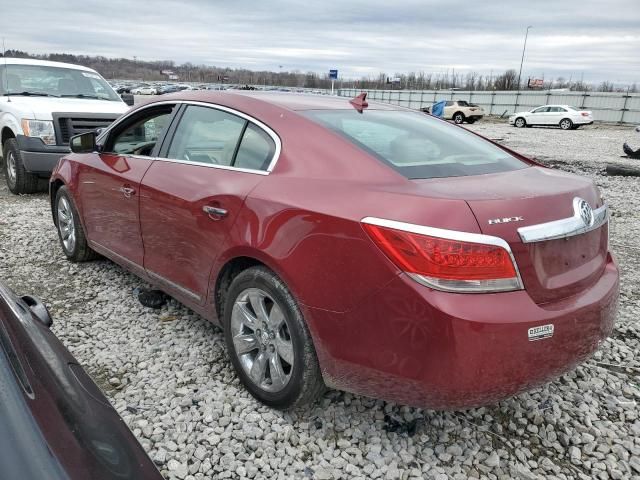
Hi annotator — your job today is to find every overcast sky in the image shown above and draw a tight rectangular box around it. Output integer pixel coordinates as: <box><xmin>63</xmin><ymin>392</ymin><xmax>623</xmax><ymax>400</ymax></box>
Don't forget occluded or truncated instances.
<box><xmin>4</xmin><ymin>0</ymin><xmax>639</xmax><ymax>84</ymax></box>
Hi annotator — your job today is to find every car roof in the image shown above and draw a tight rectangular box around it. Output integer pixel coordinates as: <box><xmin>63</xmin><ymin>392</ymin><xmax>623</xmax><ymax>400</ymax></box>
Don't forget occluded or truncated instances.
<box><xmin>1</xmin><ymin>57</ymin><xmax>97</xmax><ymax>73</ymax></box>
<box><xmin>157</xmin><ymin>90</ymin><xmax>402</xmax><ymax>112</ymax></box>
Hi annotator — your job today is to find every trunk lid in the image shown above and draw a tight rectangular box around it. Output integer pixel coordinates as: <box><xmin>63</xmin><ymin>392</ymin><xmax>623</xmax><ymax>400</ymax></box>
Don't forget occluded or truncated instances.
<box><xmin>413</xmin><ymin>167</ymin><xmax>608</xmax><ymax>304</ymax></box>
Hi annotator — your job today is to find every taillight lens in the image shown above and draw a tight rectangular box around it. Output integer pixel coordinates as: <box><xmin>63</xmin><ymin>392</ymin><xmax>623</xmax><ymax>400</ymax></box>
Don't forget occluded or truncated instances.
<box><xmin>362</xmin><ymin>219</ymin><xmax>523</xmax><ymax>293</ymax></box>
<box><xmin>581</xmin><ymin>112</ymin><xmax>590</xmax><ymax>117</ymax></box>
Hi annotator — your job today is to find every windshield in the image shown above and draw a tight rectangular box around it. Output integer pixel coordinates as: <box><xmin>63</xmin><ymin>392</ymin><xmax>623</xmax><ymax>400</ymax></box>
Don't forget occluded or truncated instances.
<box><xmin>0</xmin><ymin>64</ymin><xmax>121</xmax><ymax>101</ymax></box>
<box><xmin>303</xmin><ymin>109</ymin><xmax>528</xmax><ymax>179</ymax></box>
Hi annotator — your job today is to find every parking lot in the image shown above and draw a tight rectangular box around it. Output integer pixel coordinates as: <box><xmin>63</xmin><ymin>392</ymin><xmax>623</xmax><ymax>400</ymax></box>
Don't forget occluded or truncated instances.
<box><xmin>0</xmin><ymin>121</ymin><xmax>638</xmax><ymax>480</ymax></box>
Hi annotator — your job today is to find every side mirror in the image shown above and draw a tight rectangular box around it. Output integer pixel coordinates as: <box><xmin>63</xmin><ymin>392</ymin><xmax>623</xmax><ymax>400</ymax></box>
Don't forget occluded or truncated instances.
<box><xmin>70</xmin><ymin>131</ymin><xmax>97</xmax><ymax>154</ymax></box>
<box><xmin>21</xmin><ymin>295</ymin><xmax>53</xmax><ymax>328</ymax></box>
<box><xmin>120</xmin><ymin>93</ymin><xmax>135</xmax><ymax>106</ymax></box>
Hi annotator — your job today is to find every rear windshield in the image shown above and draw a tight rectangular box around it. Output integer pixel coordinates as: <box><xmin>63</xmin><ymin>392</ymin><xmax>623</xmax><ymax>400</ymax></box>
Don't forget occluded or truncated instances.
<box><xmin>303</xmin><ymin>109</ymin><xmax>528</xmax><ymax>179</ymax></box>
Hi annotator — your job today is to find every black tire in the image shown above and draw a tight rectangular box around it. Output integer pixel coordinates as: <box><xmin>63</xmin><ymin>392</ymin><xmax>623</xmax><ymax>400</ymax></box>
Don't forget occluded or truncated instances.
<box><xmin>560</xmin><ymin>118</ymin><xmax>573</xmax><ymax>130</ymax></box>
<box><xmin>54</xmin><ymin>186</ymin><xmax>98</xmax><ymax>262</ymax></box>
<box><xmin>3</xmin><ymin>138</ymin><xmax>39</xmax><ymax>194</ymax></box>
<box><xmin>223</xmin><ymin>266</ymin><xmax>325</xmax><ymax>409</ymax></box>
<box><xmin>453</xmin><ymin>112</ymin><xmax>465</xmax><ymax>124</ymax></box>
<box><xmin>514</xmin><ymin>117</ymin><xmax>527</xmax><ymax>128</ymax></box>
<box><xmin>467</xmin><ymin>118</ymin><xmax>477</xmax><ymax>124</ymax></box>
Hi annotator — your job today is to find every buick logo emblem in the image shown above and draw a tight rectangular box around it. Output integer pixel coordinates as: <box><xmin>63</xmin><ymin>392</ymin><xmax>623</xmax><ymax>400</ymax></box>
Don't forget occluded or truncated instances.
<box><xmin>576</xmin><ymin>198</ymin><xmax>594</xmax><ymax>227</ymax></box>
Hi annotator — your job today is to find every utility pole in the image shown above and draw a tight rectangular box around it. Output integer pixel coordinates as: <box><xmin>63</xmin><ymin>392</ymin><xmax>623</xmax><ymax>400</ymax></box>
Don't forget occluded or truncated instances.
<box><xmin>517</xmin><ymin>26</ymin><xmax>533</xmax><ymax>90</ymax></box>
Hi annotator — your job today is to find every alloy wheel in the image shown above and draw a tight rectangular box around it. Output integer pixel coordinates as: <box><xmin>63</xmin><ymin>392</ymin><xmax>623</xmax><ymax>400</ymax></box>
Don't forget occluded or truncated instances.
<box><xmin>57</xmin><ymin>197</ymin><xmax>76</xmax><ymax>253</ymax></box>
<box><xmin>560</xmin><ymin>119</ymin><xmax>572</xmax><ymax>130</ymax></box>
<box><xmin>230</xmin><ymin>288</ymin><xmax>294</xmax><ymax>393</ymax></box>
<box><xmin>6</xmin><ymin>151</ymin><xmax>17</xmax><ymax>188</ymax></box>
<box><xmin>515</xmin><ymin>118</ymin><xmax>525</xmax><ymax>128</ymax></box>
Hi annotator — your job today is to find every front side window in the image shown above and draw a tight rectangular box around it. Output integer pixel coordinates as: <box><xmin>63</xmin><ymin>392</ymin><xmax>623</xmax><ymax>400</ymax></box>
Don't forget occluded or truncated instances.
<box><xmin>108</xmin><ymin>106</ymin><xmax>174</xmax><ymax>156</ymax></box>
<box><xmin>167</xmin><ymin>106</ymin><xmax>246</xmax><ymax>166</ymax></box>
<box><xmin>303</xmin><ymin>109</ymin><xmax>528</xmax><ymax>179</ymax></box>
<box><xmin>532</xmin><ymin>106</ymin><xmax>549</xmax><ymax>113</ymax></box>
<box><xmin>0</xmin><ymin>64</ymin><xmax>120</xmax><ymax>101</ymax></box>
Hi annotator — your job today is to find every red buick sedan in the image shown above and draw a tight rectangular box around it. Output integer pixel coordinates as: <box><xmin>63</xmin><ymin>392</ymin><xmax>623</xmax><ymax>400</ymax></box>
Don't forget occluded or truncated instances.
<box><xmin>49</xmin><ymin>91</ymin><xmax>618</xmax><ymax>409</ymax></box>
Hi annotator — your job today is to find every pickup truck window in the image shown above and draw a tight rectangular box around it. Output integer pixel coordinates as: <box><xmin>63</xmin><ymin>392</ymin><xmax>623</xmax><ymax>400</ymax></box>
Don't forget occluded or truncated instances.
<box><xmin>0</xmin><ymin>64</ymin><xmax>120</xmax><ymax>101</ymax></box>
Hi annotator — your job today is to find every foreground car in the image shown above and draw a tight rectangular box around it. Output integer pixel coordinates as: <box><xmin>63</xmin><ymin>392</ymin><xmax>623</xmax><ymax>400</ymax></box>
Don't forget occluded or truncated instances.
<box><xmin>0</xmin><ymin>281</ymin><xmax>162</xmax><ymax>479</ymax></box>
<box><xmin>510</xmin><ymin>105</ymin><xmax>594</xmax><ymax>130</ymax></box>
<box><xmin>50</xmin><ymin>91</ymin><xmax>618</xmax><ymax>410</ymax></box>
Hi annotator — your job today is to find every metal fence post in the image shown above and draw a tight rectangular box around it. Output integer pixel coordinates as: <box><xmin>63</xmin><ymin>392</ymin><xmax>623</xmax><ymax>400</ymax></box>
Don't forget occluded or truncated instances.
<box><xmin>620</xmin><ymin>88</ymin><xmax>630</xmax><ymax>124</ymax></box>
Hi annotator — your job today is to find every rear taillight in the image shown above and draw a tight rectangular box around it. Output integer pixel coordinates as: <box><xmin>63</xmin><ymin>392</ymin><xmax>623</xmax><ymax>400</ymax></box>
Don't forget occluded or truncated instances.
<box><xmin>581</xmin><ymin>112</ymin><xmax>590</xmax><ymax>117</ymax></box>
<box><xmin>362</xmin><ymin>217</ymin><xmax>523</xmax><ymax>293</ymax></box>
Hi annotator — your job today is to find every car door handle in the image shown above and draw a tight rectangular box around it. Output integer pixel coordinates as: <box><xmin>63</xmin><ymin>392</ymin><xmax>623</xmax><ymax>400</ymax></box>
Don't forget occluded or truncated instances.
<box><xmin>203</xmin><ymin>205</ymin><xmax>228</xmax><ymax>219</ymax></box>
<box><xmin>119</xmin><ymin>186</ymin><xmax>136</xmax><ymax>198</ymax></box>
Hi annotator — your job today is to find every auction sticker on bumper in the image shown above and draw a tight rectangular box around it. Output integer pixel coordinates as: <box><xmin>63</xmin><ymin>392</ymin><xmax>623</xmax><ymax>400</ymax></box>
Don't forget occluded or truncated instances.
<box><xmin>528</xmin><ymin>324</ymin><xmax>554</xmax><ymax>341</ymax></box>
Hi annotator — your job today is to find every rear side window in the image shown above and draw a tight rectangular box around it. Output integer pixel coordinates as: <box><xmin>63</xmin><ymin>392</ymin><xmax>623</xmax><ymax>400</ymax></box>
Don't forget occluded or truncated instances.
<box><xmin>167</xmin><ymin>106</ymin><xmax>246</xmax><ymax>166</ymax></box>
<box><xmin>303</xmin><ymin>110</ymin><xmax>528</xmax><ymax>179</ymax></box>
<box><xmin>235</xmin><ymin>124</ymin><xmax>276</xmax><ymax>170</ymax></box>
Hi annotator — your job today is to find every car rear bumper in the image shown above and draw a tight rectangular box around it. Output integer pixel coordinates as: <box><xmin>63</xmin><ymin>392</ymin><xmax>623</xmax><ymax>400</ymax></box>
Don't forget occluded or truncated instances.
<box><xmin>308</xmin><ymin>253</ymin><xmax>619</xmax><ymax>409</ymax></box>
<box><xmin>16</xmin><ymin>135</ymin><xmax>69</xmax><ymax>175</ymax></box>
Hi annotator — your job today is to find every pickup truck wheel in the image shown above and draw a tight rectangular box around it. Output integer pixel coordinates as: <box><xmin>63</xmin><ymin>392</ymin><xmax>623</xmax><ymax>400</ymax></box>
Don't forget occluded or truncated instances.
<box><xmin>55</xmin><ymin>186</ymin><xmax>98</xmax><ymax>262</ymax></box>
<box><xmin>223</xmin><ymin>266</ymin><xmax>325</xmax><ymax>409</ymax></box>
<box><xmin>453</xmin><ymin>112</ymin><xmax>465</xmax><ymax>124</ymax></box>
<box><xmin>3</xmin><ymin>139</ymin><xmax>39</xmax><ymax>194</ymax></box>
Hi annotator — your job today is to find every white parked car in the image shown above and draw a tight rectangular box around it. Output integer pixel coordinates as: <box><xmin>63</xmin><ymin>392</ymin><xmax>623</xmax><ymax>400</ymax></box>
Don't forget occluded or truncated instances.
<box><xmin>0</xmin><ymin>58</ymin><xmax>130</xmax><ymax>194</ymax></box>
<box><xmin>131</xmin><ymin>86</ymin><xmax>157</xmax><ymax>95</ymax></box>
<box><xmin>509</xmin><ymin>105</ymin><xmax>593</xmax><ymax>130</ymax></box>
<box><xmin>443</xmin><ymin>100</ymin><xmax>484</xmax><ymax>124</ymax></box>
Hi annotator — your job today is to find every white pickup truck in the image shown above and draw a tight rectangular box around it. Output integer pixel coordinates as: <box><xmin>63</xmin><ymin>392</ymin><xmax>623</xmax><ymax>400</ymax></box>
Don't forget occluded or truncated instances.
<box><xmin>0</xmin><ymin>58</ymin><xmax>131</xmax><ymax>193</ymax></box>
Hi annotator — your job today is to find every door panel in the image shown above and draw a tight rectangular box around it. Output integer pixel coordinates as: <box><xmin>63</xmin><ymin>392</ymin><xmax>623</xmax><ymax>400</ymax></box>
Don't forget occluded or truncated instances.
<box><xmin>139</xmin><ymin>162</ymin><xmax>263</xmax><ymax>303</ymax></box>
<box><xmin>529</xmin><ymin>107</ymin><xmax>548</xmax><ymax>125</ymax></box>
<box><xmin>77</xmin><ymin>154</ymin><xmax>153</xmax><ymax>265</ymax></box>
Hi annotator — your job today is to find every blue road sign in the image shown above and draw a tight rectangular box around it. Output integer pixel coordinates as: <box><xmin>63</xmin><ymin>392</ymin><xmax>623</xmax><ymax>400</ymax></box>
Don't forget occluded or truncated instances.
<box><xmin>329</xmin><ymin>69</ymin><xmax>338</xmax><ymax>80</ymax></box>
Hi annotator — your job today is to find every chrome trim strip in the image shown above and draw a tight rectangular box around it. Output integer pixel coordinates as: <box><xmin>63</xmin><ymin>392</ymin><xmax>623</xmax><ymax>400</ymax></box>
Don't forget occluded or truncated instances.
<box><xmin>96</xmin><ymin>99</ymin><xmax>282</xmax><ymax>175</ymax></box>
<box><xmin>89</xmin><ymin>241</ymin><xmax>147</xmax><ymax>276</ymax></box>
<box><xmin>146</xmin><ymin>270</ymin><xmax>201</xmax><ymax>302</ymax></box>
<box><xmin>90</xmin><ymin>240</ymin><xmax>202</xmax><ymax>302</ymax></box>
<box><xmin>361</xmin><ymin>216</ymin><xmax>524</xmax><ymax>292</ymax></box>
<box><xmin>517</xmin><ymin>199</ymin><xmax>608</xmax><ymax>244</ymax></box>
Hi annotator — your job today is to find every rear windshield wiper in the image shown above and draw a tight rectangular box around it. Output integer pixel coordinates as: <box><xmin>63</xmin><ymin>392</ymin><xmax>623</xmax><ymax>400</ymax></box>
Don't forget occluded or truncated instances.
<box><xmin>4</xmin><ymin>91</ymin><xmax>60</xmax><ymax>97</ymax></box>
<box><xmin>60</xmin><ymin>93</ymin><xmax>108</xmax><ymax>100</ymax></box>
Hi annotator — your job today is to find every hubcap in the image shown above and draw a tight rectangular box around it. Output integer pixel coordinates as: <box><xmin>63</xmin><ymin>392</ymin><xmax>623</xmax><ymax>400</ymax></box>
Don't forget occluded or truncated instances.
<box><xmin>6</xmin><ymin>152</ymin><xmax>16</xmax><ymax>187</ymax></box>
<box><xmin>57</xmin><ymin>197</ymin><xmax>76</xmax><ymax>252</ymax></box>
<box><xmin>230</xmin><ymin>288</ymin><xmax>294</xmax><ymax>393</ymax></box>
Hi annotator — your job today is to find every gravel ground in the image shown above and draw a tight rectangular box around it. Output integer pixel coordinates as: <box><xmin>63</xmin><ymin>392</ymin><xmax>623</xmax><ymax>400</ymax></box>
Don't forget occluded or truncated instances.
<box><xmin>0</xmin><ymin>122</ymin><xmax>639</xmax><ymax>480</ymax></box>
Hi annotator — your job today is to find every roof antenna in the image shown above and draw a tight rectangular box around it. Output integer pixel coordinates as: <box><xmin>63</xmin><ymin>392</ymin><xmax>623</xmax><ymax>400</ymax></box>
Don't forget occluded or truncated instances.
<box><xmin>2</xmin><ymin>38</ymin><xmax>9</xmax><ymax>102</ymax></box>
<box><xmin>349</xmin><ymin>92</ymin><xmax>368</xmax><ymax>113</ymax></box>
